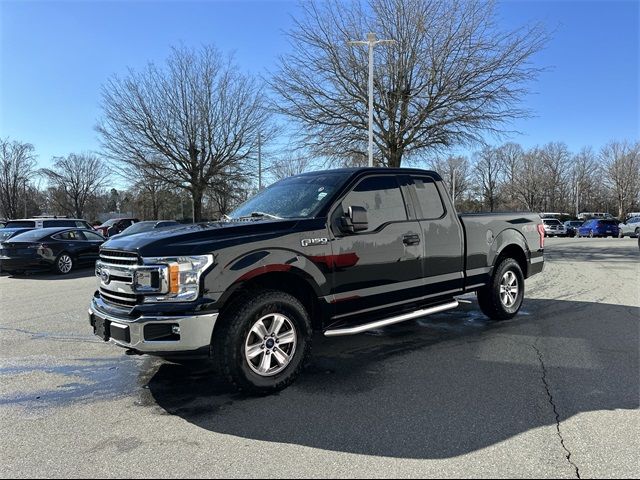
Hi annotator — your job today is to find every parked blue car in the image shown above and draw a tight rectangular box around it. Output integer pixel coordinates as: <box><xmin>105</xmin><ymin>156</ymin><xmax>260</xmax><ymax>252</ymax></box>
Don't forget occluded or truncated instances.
<box><xmin>577</xmin><ymin>219</ymin><xmax>620</xmax><ymax>238</ymax></box>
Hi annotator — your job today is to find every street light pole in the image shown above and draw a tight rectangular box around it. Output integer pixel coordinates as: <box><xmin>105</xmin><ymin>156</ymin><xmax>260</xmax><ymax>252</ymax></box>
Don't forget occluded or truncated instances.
<box><xmin>258</xmin><ymin>132</ymin><xmax>262</xmax><ymax>191</ymax></box>
<box><xmin>348</xmin><ymin>32</ymin><xmax>396</xmax><ymax>168</ymax></box>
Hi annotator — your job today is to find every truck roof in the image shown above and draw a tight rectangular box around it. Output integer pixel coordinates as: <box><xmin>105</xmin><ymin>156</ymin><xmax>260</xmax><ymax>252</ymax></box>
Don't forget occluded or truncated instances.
<box><xmin>296</xmin><ymin>167</ymin><xmax>443</xmax><ymax>182</ymax></box>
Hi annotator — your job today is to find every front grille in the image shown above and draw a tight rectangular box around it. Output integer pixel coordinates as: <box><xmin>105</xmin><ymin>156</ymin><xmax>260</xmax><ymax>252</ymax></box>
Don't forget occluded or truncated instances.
<box><xmin>99</xmin><ymin>287</ymin><xmax>140</xmax><ymax>308</ymax></box>
<box><xmin>99</xmin><ymin>249</ymin><xmax>139</xmax><ymax>266</ymax></box>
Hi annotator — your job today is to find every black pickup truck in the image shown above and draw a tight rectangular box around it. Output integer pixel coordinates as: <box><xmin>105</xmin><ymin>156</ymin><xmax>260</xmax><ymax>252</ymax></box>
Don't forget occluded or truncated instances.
<box><xmin>90</xmin><ymin>168</ymin><xmax>544</xmax><ymax>393</ymax></box>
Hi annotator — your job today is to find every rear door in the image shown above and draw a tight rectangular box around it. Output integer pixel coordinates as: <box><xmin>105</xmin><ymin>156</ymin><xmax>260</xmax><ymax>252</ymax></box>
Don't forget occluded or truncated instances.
<box><xmin>327</xmin><ymin>174</ymin><xmax>424</xmax><ymax>320</ymax></box>
<box><xmin>408</xmin><ymin>175</ymin><xmax>465</xmax><ymax>298</ymax></box>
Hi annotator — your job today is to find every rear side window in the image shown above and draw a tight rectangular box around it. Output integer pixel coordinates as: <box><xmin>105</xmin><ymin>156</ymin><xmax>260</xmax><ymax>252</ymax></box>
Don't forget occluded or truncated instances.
<box><xmin>53</xmin><ymin>230</ymin><xmax>85</xmax><ymax>240</ymax></box>
<box><xmin>83</xmin><ymin>231</ymin><xmax>104</xmax><ymax>241</ymax></box>
<box><xmin>43</xmin><ymin>220</ymin><xmax>76</xmax><ymax>227</ymax></box>
<box><xmin>5</xmin><ymin>221</ymin><xmax>35</xmax><ymax>228</ymax></box>
<box><xmin>412</xmin><ymin>177</ymin><xmax>445</xmax><ymax>219</ymax></box>
<box><xmin>341</xmin><ymin>176</ymin><xmax>407</xmax><ymax>232</ymax></box>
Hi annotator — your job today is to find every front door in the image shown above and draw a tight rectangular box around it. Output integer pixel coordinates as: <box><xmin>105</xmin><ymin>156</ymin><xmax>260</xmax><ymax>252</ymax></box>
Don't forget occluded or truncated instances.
<box><xmin>327</xmin><ymin>174</ymin><xmax>424</xmax><ymax>320</ymax></box>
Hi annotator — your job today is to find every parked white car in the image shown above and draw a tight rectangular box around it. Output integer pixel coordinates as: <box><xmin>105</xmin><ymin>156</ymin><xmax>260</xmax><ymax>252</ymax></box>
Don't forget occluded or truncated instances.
<box><xmin>542</xmin><ymin>218</ymin><xmax>567</xmax><ymax>237</ymax></box>
<box><xmin>618</xmin><ymin>216</ymin><xmax>640</xmax><ymax>238</ymax></box>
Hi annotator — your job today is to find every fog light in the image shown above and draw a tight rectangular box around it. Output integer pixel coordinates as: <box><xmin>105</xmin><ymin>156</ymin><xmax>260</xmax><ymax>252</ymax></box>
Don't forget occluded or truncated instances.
<box><xmin>171</xmin><ymin>325</ymin><xmax>181</xmax><ymax>335</ymax></box>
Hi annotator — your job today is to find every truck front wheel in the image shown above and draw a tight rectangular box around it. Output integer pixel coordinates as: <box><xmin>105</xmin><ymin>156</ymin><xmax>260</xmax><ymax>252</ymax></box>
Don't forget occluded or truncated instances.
<box><xmin>212</xmin><ymin>290</ymin><xmax>312</xmax><ymax>394</ymax></box>
<box><xmin>477</xmin><ymin>258</ymin><xmax>525</xmax><ymax>321</ymax></box>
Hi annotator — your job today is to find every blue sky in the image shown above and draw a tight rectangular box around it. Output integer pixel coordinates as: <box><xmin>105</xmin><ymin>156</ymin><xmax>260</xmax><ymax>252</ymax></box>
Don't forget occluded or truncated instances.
<box><xmin>1</xmin><ymin>0</ymin><xmax>638</xmax><ymax>169</ymax></box>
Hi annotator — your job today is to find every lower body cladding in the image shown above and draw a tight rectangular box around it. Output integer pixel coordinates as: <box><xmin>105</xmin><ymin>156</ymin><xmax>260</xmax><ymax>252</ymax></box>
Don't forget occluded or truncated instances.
<box><xmin>89</xmin><ymin>298</ymin><xmax>219</xmax><ymax>357</ymax></box>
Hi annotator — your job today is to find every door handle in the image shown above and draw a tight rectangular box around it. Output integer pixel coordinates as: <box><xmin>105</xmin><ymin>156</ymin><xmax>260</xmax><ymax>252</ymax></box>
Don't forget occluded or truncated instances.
<box><xmin>402</xmin><ymin>234</ymin><xmax>421</xmax><ymax>246</ymax></box>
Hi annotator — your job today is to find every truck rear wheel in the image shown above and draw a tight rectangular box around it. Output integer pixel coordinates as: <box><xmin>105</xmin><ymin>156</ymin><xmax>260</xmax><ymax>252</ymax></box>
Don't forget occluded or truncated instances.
<box><xmin>212</xmin><ymin>290</ymin><xmax>312</xmax><ymax>394</ymax></box>
<box><xmin>477</xmin><ymin>258</ymin><xmax>525</xmax><ymax>321</ymax></box>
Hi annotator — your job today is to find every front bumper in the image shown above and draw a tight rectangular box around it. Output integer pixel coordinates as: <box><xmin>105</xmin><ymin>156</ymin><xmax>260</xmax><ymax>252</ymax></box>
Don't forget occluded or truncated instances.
<box><xmin>89</xmin><ymin>296</ymin><xmax>218</xmax><ymax>355</ymax></box>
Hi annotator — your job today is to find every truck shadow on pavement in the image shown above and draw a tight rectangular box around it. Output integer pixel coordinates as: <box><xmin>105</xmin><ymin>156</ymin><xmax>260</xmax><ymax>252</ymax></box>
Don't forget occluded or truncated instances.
<box><xmin>0</xmin><ymin>267</ymin><xmax>96</xmax><ymax>280</ymax></box>
<box><xmin>145</xmin><ymin>298</ymin><xmax>639</xmax><ymax>459</ymax></box>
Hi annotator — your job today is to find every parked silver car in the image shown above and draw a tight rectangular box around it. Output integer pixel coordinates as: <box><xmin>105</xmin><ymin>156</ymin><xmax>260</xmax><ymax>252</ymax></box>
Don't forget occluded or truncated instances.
<box><xmin>542</xmin><ymin>218</ymin><xmax>567</xmax><ymax>237</ymax></box>
<box><xmin>618</xmin><ymin>216</ymin><xmax>640</xmax><ymax>238</ymax></box>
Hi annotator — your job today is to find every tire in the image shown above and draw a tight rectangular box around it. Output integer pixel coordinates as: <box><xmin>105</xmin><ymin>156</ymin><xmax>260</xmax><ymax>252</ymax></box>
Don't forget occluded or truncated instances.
<box><xmin>477</xmin><ymin>257</ymin><xmax>525</xmax><ymax>321</ymax></box>
<box><xmin>635</xmin><ymin>228</ymin><xmax>640</xmax><ymax>238</ymax></box>
<box><xmin>54</xmin><ymin>252</ymin><xmax>74</xmax><ymax>275</ymax></box>
<box><xmin>212</xmin><ymin>290</ymin><xmax>312</xmax><ymax>394</ymax></box>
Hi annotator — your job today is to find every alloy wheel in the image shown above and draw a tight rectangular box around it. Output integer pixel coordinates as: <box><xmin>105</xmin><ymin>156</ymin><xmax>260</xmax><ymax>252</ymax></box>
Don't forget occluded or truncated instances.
<box><xmin>58</xmin><ymin>254</ymin><xmax>73</xmax><ymax>274</ymax></box>
<box><xmin>499</xmin><ymin>270</ymin><xmax>519</xmax><ymax>308</ymax></box>
<box><xmin>244</xmin><ymin>313</ymin><xmax>297</xmax><ymax>377</ymax></box>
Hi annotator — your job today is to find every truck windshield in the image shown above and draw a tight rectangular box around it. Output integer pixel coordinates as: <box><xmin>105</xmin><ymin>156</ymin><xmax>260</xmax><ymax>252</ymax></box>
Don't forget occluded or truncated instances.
<box><xmin>229</xmin><ymin>173</ymin><xmax>348</xmax><ymax>220</ymax></box>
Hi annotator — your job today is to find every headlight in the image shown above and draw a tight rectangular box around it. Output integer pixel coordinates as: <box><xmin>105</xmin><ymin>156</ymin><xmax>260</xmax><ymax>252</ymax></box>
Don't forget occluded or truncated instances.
<box><xmin>141</xmin><ymin>255</ymin><xmax>214</xmax><ymax>303</ymax></box>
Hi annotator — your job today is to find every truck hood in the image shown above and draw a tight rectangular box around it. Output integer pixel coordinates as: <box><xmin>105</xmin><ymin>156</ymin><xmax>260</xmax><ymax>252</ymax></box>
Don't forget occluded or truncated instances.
<box><xmin>101</xmin><ymin>219</ymin><xmax>301</xmax><ymax>257</ymax></box>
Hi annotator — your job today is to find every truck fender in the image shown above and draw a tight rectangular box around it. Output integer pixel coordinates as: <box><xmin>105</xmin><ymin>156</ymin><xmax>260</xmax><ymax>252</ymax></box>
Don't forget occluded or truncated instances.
<box><xmin>208</xmin><ymin>248</ymin><xmax>329</xmax><ymax>308</ymax></box>
<box><xmin>489</xmin><ymin>229</ymin><xmax>530</xmax><ymax>276</ymax></box>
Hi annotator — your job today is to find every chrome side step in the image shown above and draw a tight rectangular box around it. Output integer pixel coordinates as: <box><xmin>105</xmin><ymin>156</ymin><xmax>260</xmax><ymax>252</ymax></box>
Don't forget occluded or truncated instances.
<box><xmin>324</xmin><ymin>299</ymin><xmax>459</xmax><ymax>337</ymax></box>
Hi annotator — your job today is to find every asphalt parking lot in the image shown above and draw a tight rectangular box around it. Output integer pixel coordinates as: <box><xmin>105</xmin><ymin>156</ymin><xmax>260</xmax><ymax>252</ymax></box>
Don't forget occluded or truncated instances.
<box><xmin>1</xmin><ymin>237</ymin><xmax>638</xmax><ymax>478</ymax></box>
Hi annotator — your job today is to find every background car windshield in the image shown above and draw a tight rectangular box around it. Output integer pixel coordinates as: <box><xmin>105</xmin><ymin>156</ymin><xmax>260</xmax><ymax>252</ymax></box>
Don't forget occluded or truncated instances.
<box><xmin>543</xmin><ymin>219</ymin><xmax>561</xmax><ymax>225</ymax></box>
<box><xmin>599</xmin><ymin>220</ymin><xmax>618</xmax><ymax>225</ymax></box>
<box><xmin>121</xmin><ymin>222</ymin><xmax>154</xmax><ymax>234</ymax></box>
<box><xmin>229</xmin><ymin>173</ymin><xmax>348</xmax><ymax>219</ymax></box>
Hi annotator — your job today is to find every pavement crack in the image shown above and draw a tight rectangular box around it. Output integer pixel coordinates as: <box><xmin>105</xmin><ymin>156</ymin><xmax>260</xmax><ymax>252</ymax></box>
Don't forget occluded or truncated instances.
<box><xmin>532</xmin><ymin>343</ymin><xmax>581</xmax><ymax>479</ymax></box>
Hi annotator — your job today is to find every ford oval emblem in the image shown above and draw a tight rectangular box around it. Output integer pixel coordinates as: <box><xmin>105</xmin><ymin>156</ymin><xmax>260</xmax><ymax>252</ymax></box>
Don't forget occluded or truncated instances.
<box><xmin>100</xmin><ymin>269</ymin><xmax>111</xmax><ymax>284</ymax></box>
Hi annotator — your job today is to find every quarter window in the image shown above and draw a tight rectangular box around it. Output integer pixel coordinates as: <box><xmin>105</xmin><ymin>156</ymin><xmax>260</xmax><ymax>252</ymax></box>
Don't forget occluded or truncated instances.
<box><xmin>83</xmin><ymin>231</ymin><xmax>104</xmax><ymax>241</ymax></box>
<box><xmin>341</xmin><ymin>176</ymin><xmax>407</xmax><ymax>232</ymax></box>
<box><xmin>412</xmin><ymin>176</ymin><xmax>445</xmax><ymax>219</ymax></box>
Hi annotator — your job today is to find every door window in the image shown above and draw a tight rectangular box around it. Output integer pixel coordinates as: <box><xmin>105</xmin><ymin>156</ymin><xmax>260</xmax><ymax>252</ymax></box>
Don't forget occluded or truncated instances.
<box><xmin>411</xmin><ymin>176</ymin><xmax>445</xmax><ymax>219</ymax></box>
<box><xmin>340</xmin><ymin>176</ymin><xmax>407</xmax><ymax>232</ymax></box>
<box><xmin>53</xmin><ymin>230</ymin><xmax>85</xmax><ymax>240</ymax></box>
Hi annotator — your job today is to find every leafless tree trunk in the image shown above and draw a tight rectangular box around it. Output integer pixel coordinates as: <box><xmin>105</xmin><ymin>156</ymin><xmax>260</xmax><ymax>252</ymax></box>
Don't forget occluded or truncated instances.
<box><xmin>601</xmin><ymin>141</ymin><xmax>640</xmax><ymax>219</ymax></box>
<box><xmin>0</xmin><ymin>138</ymin><xmax>37</xmax><ymax>219</ymax></box>
<box><xmin>97</xmin><ymin>45</ymin><xmax>273</xmax><ymax>222</ymax></box>
<box><xmin>474</xmin><ymin>147</ymin><xmax>504</xmax><ymax>212</ymax></box>
<box><xmin>429</xmin><ymin>155</ymin><xmax>471</xmax><ymax>207</ymax></box>
<box><xmin>538</xmin><ymin>142</ymin><xmax>571</xmax><ymax>212</ymax></box>
<box><xmin>41</xmin><ymin>153</ymin><xmax>111</xmax><ymax>219</ymax></box>
<box><xmin>571</xmin><ymin>147</ymin><xmax>599</xmax><ymax>216</ymax></box>
<box><xmin>271</xmin><ymin>0</ymin><xmax>547</xmax><ymax>167</ymax></box>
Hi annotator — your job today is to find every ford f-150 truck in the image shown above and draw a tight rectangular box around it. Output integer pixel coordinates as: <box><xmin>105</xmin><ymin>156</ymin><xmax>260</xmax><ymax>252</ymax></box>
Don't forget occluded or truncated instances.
<box><xmin>89</xmin><ymin>168</ymin><xmax>544</xmax><ymax>393</ymax></box>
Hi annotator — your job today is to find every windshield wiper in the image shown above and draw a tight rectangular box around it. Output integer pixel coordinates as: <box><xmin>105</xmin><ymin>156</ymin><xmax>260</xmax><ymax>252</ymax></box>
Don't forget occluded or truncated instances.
<box><xmin>238</xmin><ymin>211</ymin><xmax>283</xmax><ymax>220</ymax></box>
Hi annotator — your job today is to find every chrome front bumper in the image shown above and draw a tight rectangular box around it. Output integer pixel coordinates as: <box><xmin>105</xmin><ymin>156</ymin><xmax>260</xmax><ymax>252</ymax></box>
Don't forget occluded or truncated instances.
<box><xmin>89</xmin><ymin>297</ymin><xmax>219</xmax><ymax>354</ymax></box>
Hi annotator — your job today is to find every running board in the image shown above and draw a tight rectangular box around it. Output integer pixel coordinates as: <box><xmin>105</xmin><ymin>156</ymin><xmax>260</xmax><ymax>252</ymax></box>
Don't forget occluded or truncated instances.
<box><xmin>324</xmin><ymin>300</ymin><xmax>459</xmax><ymax>337</ymax></box>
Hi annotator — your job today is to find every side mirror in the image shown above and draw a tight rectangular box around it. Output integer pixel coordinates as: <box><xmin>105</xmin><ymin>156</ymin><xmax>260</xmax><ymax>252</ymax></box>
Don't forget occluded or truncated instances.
<box><xmin>340</xmin><ymin>205</ymin><xmax>368</xmax><ymax>234</ymax></box>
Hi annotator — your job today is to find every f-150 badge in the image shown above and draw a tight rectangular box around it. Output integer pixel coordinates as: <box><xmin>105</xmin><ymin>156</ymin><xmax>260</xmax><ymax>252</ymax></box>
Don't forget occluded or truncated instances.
<box><xmin>301</xmin><ymin>238</ymin><xmax>328</xmax><ymax>247</ymax></box>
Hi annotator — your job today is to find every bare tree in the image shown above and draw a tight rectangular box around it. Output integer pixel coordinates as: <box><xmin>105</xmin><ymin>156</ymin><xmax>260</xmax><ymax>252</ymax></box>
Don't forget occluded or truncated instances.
<box><xmin>97</xmin><ymin>45</ymin><xmax>273</xmax><ymax>222</ymax></box>
<box><xmin>41</xmin><ymin>153</ymin><xmax>111</xmax><ymax>219</ymax></box>
<box><xmin>537</xmin><ymin>142</ymin><xmax>571</xmax><ymax>211</ymax></box>
<box><xmin>473</xmin><ymin>146</ymin><xmax>504</xmax><ymax>212</ymax></box>
<box><xmin>429</xmin><ymin>155</ymin><xmax>471</xmax><ymax>206</ymax></box>
<box><xmin>269</xmin><ymin>150</ymin><xmax>316</xmax><ymax>181</ymax></box>
<box><xmin>0</xmin><ymin>138</ymin><xmax>37</xmax><ymax>219</ymax></box>
<box><xmin>601</xmin><ymin>140</ymin><xmax>640</xmax><ymax>219</ymax></box>
<box><xmin>571</xmin><ymin>147</ymin><xmax>600</xmax><ymax>216</ymax></box>
<box><xmin>271</xmin><ymin>0</ymin><xmax>547</xmax><ymax>167</ymax></box>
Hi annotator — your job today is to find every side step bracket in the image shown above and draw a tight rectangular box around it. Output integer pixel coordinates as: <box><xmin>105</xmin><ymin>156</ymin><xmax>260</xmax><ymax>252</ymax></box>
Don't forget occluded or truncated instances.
<box><xmin>324</xmin><ymin>299</ymin><xmax>459</xmax><ymax>337</ymax></box>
